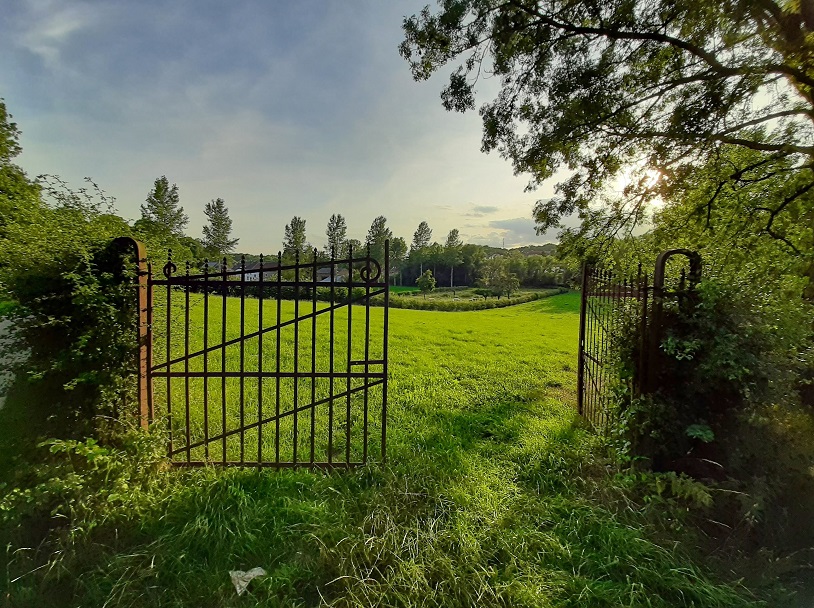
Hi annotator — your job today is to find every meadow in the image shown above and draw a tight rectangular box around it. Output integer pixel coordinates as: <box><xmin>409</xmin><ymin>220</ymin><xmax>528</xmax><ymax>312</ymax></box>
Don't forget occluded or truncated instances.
<box><xmin>1</xmin><ymin>292</ymin><xmax>766</xmax><ymax>607</ymax></box>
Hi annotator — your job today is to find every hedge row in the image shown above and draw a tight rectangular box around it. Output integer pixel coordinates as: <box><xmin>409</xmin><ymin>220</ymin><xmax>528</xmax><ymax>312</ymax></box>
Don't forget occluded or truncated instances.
<box><xmin>372</xmin><ymin>287</ymin><xmax>568</xmax><ymax>311</ymax></box>
<box><xmin>189</xmin><ymin>285</ymin><xmax>568</xmax><ymax>311</ymax></box>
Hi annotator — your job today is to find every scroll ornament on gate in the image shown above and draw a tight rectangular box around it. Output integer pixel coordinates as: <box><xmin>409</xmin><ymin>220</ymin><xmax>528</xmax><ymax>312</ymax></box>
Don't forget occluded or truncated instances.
<box><xmin>359</xmin><ymin>257</ymin><xmax>382</xmax><ymax>283</ymax></box>
<box><xmin>163</xmin><ymin>249</ymin><xmax>177</xmax><ymax>279</ymax></box>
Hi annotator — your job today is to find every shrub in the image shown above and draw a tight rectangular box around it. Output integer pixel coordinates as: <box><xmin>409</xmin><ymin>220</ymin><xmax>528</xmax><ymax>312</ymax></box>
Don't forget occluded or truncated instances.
<box><xmin>607</xmin><ymin>271</ymin><xmax>814</xmax><ymax>549</ymax></box>
<box><xmin>0</xmin><ymin>178</ymin><xmax>141</xmax><ymax>427</ymax></box>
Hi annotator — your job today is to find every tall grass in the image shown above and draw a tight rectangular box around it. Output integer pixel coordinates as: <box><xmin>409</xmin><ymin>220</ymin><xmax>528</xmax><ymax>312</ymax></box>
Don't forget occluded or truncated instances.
<box><xmin>1</xmin><ymin>293</ymin><xmax>766</xmax><ymax>606</ymax></box>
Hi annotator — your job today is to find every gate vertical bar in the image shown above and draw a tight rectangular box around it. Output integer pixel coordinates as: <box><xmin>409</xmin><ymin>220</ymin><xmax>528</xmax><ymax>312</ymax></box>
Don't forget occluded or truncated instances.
<box><xmin>577</xmin><ymin>263</ymin><xmax>589</xmax><ymax>416</ymax></box>
<box><xmin>257</xmin><ymin>255</ymin><xmax>264</xmax><ymax>465</ymax></box>
<box><xmin>184</xmin><ymin>261</ymin><xmax>191</xmax><ymax>462</ymax></box>
<box><xmin>587</xmin><ymin>268</ymin><xmax>596</xmax><ymax>423</ymax></box>
<box><xmin>275</xmin><ymin>252</ymin><xmax>282</xmax><ymax>464</ymax></box>
<box><xmin>166</xmin><ymin>250</ymin><xmax>173</xmax><ymax>457</ymax></box>
<box><xmin>346</xmin><ymin>244</ymin><xmax>353</xmax><ymax>465</ymax></box>
<box><xmin>239</xmin><ymin>255</ymin><xmax>246</xmax><ymax>464</ymax></box>
<box><xmin>293</xmin><ymin>251</ymin><xmax>300</xmax><ymax>464</ymax></box>
<box><xmin>310</xmin><ymin>249</ymin><xmax>318</xmax><ymax>465</ymax></box>
<box><xmin>328</xmin><ymin>249</ymin><xmax>336</xmax><ymax>465</ymax></box>
<box><xmin>203</xmin><ymin>262</ymin><xmax>209</xmax><ymax>461</ymax></box>
<box><xmin>221</xmin><ymin>257</ymin><xmax>228</xmax><ymax>464</ymax></box>
<box><xmin>381</xmin><ymin>239</ymin><xmax>390</xmax><ymax>463</ymax></box>
<box><xmin>363</xmin><ymin>245</ymin><xmax>371</xmax><ymax>464</ymax></box>
<box><xmin>146</xmin><ymin>260</ymin><xmax>153</xmax><ymax>424</ymax></box>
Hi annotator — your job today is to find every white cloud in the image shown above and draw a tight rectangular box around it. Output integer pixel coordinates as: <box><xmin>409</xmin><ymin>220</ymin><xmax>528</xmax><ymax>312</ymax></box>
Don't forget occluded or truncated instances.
<box><xmin>16</xmin><ymin>0</ymin><xmax>98</xmax><ymax>68</ymax></box>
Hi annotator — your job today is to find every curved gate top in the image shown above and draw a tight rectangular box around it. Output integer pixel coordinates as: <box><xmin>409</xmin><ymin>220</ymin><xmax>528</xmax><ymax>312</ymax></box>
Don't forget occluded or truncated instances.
<box><xmin>131</xmin><ymin>241</ymin><xmax>390</xmax><ymax>468</ymax></box>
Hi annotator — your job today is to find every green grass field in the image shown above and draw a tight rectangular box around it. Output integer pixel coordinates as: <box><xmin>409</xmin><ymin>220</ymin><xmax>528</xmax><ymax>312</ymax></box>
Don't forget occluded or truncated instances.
<box><xmin>2</xmin><ymin>292</ymin><xmax>764</xmax><ymax>607</ymax></box>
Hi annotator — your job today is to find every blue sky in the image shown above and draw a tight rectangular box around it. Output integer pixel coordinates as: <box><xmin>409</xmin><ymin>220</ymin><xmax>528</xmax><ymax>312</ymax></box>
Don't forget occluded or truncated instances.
<box><xmin>1</xmin><ymin>0</ymin><xmax>571</xmax><ymax>253</ymax></box>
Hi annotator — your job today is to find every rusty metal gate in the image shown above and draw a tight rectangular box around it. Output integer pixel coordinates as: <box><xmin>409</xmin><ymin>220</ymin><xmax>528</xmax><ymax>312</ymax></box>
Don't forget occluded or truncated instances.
<box><xmin>124</xmin><ymin>239</ymin><xmax>390</xmax><ymax>468</ymax></box>
<box><xmin>577</xmin><ymin>250</ymin><xmax>701</xmax><ymax>432</ymax></box>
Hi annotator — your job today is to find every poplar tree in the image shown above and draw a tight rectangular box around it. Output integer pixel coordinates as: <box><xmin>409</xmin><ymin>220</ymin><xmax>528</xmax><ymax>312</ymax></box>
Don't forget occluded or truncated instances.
<box><xmin>410</xmin><ymin>220</ymin><xmax>433</xmax><ymax>275</ymax></box>
<box><xmin>411</xmin><ymin>221</ymin><xmax>432</xmax><ymax>252</ymax></box>
<box><xmin>325</xmin><ymin>213</ymin><xmax>348</xmax><ymax>257</ymax></box>
<box><xmin>444</xmin><ymin>229</ymin><xmax>463</xmax><ymax>287</ymax></box>
<box><xmin>365</xmin><ymin>215</ymin><xmax>392</xmax><ymax>264</ymax></box>
<box><xmin>283</xmin><ymin>216</ymin><xmax>308</xmax><ymax>259</ymax></box>
<box><xmin>202</xmin><ymin>198</ymin><xmax>239</xmax><ymax>257</ymax></box>
<box><xmin>141</xmin><ymin>176</ymin><xmax>187</xmax><ymax>237</ymax></box>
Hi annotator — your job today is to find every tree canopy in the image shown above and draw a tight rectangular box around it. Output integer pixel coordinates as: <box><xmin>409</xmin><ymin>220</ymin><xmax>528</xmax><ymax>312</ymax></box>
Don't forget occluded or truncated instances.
<box><xmin>416</xmin><ymin>269</ymin><xmax>437</xmax><ymax>298</ymax></box>
<box><xmin>400</xmin><ymin>0</ymin><xmax>814</xmax><ymax>257</ymax></box>
<box><xmin>0</xmin><ymin>99</ymin><xmax>22</xmax><ymax>164</ymax></box>
<box><xmin>0</xmin><ymin>99</ymin><xmax>39</xmax><ymax>223</ymax></box>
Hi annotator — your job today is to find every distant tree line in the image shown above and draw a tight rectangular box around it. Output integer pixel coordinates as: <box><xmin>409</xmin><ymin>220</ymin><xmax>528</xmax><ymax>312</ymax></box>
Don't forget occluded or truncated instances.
<box><xmin>255</xmin><ymin>214</ymin><xmax>577</xmax><ymax>289</ymax></box>
<box><xmin>126</xmin><ymin>175</ymin><xmax>577</xmax><ymax>288</ymax></box>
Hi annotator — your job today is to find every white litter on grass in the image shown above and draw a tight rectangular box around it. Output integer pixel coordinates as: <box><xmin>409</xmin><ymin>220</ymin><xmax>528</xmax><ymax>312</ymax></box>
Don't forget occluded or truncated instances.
<box><xmin>229</xmin><ymin>567</ymin><xmax>267</xmax><ymax>596</ymax></box>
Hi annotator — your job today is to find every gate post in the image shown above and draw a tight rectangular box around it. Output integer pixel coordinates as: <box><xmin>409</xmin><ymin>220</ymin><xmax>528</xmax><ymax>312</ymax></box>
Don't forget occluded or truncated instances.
<box><xmin>645</xmin><ymin>249</ymin><xmax>702</xmax><ymax>393</ymax></box>
<box><xmin>577</xmin><ymin>263</ymin><xmax>590</xmax><ymax>416</ymax></box>
<box><xmin>113</xmin><ymin>237</ymin><xmax>151</xmax><ymax>429</ymax></box>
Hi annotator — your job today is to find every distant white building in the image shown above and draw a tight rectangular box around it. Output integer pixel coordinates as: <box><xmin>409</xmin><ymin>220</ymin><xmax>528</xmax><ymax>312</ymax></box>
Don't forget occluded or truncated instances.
<box><xmin>242</xmin><ymin>261</ymin><xmax>281</xmax><ymax>281</ymax></box>
<box><xmin>316</xmin><ymin>267</ymin><xmax>349</xmax><ymax>283</ymax></box>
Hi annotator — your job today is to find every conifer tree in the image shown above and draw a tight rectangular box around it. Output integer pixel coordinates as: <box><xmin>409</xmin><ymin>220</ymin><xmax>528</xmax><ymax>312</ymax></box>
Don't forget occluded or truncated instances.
<box><xmin>283</xmin><ymin>216</ymin><xmax>308</xmax><ymax>259</ymax></box>
<box><xmin>202</xmin><ymin>198</ymin><xmax>239</xmax><ymax>257</ymax></box>
<box><xmin>365</xmin><ymin>215</ymin><xmax>392</xmax><ymax>264</ymax></box>
<box><xmin>411</xmin><ymin>221</ymin><xmax>432</xmax><ymax>252</ymax></box>
<box><xmin>325</xmin><ymin>213</ymin><xmax>347</xmax><ymax>257</ymax></box>
<box><xmin>140</xmin><ymin>176</ymin><xmax>187</xmax><ymax>237</ymax></box>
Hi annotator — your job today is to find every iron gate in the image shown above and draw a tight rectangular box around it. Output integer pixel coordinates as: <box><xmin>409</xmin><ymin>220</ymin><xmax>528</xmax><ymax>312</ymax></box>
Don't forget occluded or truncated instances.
<box><xmin>125</xmin><ymin>239</ymin><xmax>389</xmax><ymax>468</ymax></box>
<box><xmin>577</xmin><ymin>250</ymin><xmax>701</xmax><ymax>432</ymax></box>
